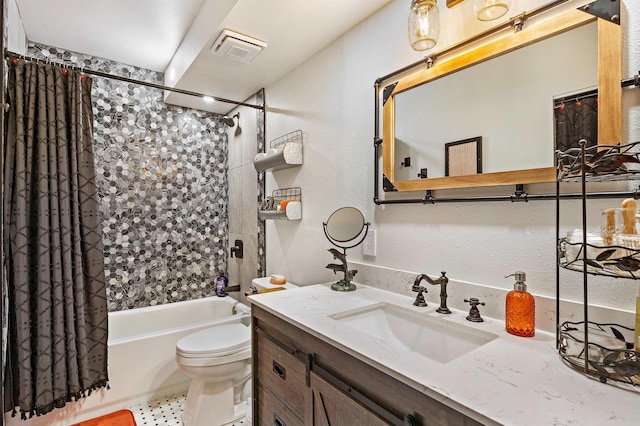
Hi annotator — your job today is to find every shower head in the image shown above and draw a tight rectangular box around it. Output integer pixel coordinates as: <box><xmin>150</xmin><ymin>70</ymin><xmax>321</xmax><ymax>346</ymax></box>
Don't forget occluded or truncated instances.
<box><xmin>221</xmin><ymin>112</ymin><xmax>240</xmax><ymax>127</ymax></box>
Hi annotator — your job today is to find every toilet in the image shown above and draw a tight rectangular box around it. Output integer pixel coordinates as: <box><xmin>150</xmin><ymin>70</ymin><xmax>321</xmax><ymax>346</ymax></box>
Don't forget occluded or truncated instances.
<box><xmin>176</xmin><ymin>320</ymin><xmax>251</xmax><ymax>426</ymax></box>
<box><xmin>175</xmin><ymin>277</ymin><xmax>298</xmax><ymax>426</ymax></box>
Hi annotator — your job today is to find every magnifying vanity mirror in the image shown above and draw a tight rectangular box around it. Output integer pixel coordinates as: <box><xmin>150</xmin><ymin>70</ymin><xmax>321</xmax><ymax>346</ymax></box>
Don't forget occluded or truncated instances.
<box><xmin>323</xmin><ymin>207</ymin><xmax>370</xmax><ymax>292</ymax></box>
<box><xmin>382</xmin><ymin>7</ymin><xmax>621</xmax><ymax>192</ymax></box>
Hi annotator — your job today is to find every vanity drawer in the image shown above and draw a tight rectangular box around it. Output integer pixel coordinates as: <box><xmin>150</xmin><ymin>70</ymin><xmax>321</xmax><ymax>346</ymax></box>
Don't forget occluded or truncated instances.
<box><xmin>258</xmin><ymin>385</ymin><xmax>304</xmax><ymax>426</ymax></box>
<box><xmin>256</xmin><ymin>329</ymin><xmax>308</xmax><ymax>419</ymax></box>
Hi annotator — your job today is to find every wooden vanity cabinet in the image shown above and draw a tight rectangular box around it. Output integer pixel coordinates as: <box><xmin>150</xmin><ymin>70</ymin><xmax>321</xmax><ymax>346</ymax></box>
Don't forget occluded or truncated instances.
<box><xmin>252</xmin><ymin>305</ymin><xmax>482</xmax><ymax>426</ymax></box>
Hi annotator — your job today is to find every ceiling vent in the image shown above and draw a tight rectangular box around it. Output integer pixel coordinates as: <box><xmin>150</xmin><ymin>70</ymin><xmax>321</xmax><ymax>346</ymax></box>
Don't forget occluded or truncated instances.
<box><xmin>211</xmin><ymin>29</ymin><xmax>267</xmax><ymax>64</ymax></box>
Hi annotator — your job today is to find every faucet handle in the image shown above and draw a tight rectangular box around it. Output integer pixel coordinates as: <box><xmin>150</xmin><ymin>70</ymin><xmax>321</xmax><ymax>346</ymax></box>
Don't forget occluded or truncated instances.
<box><xmin>413</xmin><ymin>286</ymin><xmax>427</xmax><ymax>307</ymax></box>
<box><xmin>464</xmin><ymin>298</ymin><xmax>485</xmax><ymax>322</ymax></box>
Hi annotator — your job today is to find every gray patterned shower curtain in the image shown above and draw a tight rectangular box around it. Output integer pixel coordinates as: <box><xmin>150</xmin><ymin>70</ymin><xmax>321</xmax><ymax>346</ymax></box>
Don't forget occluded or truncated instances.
<box><xmin>3</xmin><ymin>59</ymin><xmax>108</xmax><ymax>419</ymax></box>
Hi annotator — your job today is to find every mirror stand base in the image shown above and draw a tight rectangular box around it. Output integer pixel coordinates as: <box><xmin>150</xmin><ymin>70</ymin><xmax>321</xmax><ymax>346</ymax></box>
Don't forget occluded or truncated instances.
<box><xmin>331</xmin><ymin>281</ymin><xmax>357</xmax><ymax>292</ymax></box>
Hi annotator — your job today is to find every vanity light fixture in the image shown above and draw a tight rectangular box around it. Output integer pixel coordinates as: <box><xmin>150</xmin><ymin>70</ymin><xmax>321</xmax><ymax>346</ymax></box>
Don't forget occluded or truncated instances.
<box><xmin>409</xmin><ymin>0</ymin><xmax>440</xmax><ymax>51</ymax></box>
<box><xmin>473</xmin><ymin>0</ymin><xmax>511</xmax><ymax>21</ymax></box>
<box><xmin>410</xmin><ymin>0</ymin><xmax>511</xmax><ymax>51</ymax></box>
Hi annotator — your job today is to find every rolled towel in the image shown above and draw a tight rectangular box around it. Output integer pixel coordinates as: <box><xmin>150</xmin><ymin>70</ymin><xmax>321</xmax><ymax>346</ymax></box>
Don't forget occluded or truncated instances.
<box><xmin>621</xmin><ymin>198</ymin><xmax>638</xmax><ymax>234</ymax></box>
<box><xmin>284</xmin><ymin>201</ymin><xmax>301</xmax><ymax>220</ymax></box>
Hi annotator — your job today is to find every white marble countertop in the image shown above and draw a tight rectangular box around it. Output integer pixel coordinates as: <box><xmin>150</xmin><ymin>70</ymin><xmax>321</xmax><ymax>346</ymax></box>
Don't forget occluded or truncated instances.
<box><xmin>249</xmin><ymin>283</ymin><xmax>640</xmax><ymax>426</ymax></box>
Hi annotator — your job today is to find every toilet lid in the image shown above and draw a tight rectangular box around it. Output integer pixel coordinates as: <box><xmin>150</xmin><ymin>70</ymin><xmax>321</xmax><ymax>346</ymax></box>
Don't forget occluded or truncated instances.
<box><xmin>176</xmin><ymin>323</ymin><xmax>250</xmax><ymax>356</ymax></box>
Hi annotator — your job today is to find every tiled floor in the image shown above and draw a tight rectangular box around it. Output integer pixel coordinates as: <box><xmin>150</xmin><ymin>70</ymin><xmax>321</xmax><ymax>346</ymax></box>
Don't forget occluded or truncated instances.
<box><xmin>130</xmin><ymin>392</ymin><xmax>249</xmax><ymax>426</ymax></box>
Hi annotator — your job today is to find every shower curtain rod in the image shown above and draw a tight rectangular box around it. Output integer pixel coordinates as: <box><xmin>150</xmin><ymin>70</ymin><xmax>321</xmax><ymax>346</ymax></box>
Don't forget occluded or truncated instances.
<box><xmin>4</xmin><ymin>50</ymin><xmax>264</xmax><ymax>112</ymax></box>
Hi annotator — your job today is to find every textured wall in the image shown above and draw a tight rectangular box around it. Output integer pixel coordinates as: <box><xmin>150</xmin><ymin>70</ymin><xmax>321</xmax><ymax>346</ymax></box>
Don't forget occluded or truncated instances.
<box><xmin>264</xmin><ymin>0</ymin><xmax>640</xmax><ymax>313</ymax></box>
<box><xmin>29</xmin><ymin>43</ymin><xmax>229</xmax><ymax>311</ymax></box>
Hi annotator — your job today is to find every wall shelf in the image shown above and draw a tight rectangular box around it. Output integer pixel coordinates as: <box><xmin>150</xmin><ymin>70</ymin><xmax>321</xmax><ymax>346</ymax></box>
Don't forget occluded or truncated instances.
<box><xmin>259</xmin><ymin>187</ymin><xmax>302</xmax><ymax>221</ymax></box>
<box><xmin>254</xmin><ymin>130</ymin><xmax>303</xmax><ymax>172</ymax></box>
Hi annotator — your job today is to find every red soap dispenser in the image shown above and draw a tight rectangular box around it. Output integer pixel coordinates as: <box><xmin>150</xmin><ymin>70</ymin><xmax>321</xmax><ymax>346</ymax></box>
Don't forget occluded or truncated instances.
<box><xmin>505</xmin><ymin>271</ymin><xmax>535</xmax><ymax>337</ymax></box>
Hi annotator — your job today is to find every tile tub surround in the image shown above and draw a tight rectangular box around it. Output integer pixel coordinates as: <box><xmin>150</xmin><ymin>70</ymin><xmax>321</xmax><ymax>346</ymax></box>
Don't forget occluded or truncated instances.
<box><xmin>28</xmin><ymin>43</ymin><xmax>229</xmax><ymax>311</ymax></box>
<box><xmin>249</xmin><ymin>283</ymin><xmax>640</xmax><ymax>426</ymax></box>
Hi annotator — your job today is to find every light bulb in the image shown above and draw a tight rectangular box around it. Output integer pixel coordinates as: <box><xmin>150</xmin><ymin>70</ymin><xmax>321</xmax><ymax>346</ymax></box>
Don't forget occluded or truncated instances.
<box><xmin>408</xmin><ymin>0</ymin><xmax>439</xmax><ymax>51</ymax></box>
<box><xmin>474</xmin><ymin>0</ymin><xmax>511</xmax><ymax>21</ymax></box>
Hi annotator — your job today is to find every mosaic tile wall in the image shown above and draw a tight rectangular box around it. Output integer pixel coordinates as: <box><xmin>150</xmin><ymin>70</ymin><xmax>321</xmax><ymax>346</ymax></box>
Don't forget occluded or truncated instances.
<box><xmin>256</xmin><ymin>89</ymin><xmax>266</xmax><ymax>278</ymax></box>
<box><xmin>29</xmin><ymin>43</ymin><xmax>229</xmax><ymax>311</ymax></box>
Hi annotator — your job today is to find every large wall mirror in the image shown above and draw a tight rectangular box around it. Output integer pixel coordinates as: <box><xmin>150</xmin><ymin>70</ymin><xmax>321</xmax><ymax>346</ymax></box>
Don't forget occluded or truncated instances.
<box><xmin>382</xmin><ymin>8</ymin><xmax>621</xmax><ymax>192</ymax></box>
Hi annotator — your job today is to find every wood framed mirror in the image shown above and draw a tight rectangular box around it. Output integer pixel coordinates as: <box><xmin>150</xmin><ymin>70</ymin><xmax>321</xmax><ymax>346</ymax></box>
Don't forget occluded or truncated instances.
<box><xmin>382</xmin><ymin>8</ymin><xmax>621</xmax><ymax>192</ymax></box>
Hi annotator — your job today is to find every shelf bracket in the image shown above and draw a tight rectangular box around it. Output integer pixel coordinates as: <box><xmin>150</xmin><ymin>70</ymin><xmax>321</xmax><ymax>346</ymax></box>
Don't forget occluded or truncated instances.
<box><xmin>511</xmin><ymin>184</ymin><xmax>529</xmax><ymax>202</ymax></box>
<box><xmin>425</xmin><ymin>190</ymin><xmax>436</xmax><ymax>204</ymax></box>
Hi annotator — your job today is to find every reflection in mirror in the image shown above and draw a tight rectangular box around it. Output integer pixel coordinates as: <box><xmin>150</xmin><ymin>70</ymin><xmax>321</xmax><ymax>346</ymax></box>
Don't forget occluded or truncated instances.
<box><xmin>325</xmin><ymin>207</ymin><xmax>366</xmax><ymax>242</ymax></box>
<box><xmin>382</xmin><ymin>8</ymin><xmax>621</xmax><ymax>192</ymax></box>
<box><xmin>323</xmin><ymin>207</ymin><xmax>370</xmax><ymax>292</ymax></box>
<box><xmin>393</xmin><ymin>23</ymin><xmax>597</xmax><ymax>182</ymax></box>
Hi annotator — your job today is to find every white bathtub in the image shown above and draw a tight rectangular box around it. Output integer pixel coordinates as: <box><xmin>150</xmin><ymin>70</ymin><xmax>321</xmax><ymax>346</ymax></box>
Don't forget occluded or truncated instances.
<box><xmin>107</xmin><ymin>296</ymin><xmax>251</xmax><ymax>403</ymax></box>
<box><xmin>5</xmin><ymin>296</ymin><xmax>251</xmax><ymax>426</ymax></box>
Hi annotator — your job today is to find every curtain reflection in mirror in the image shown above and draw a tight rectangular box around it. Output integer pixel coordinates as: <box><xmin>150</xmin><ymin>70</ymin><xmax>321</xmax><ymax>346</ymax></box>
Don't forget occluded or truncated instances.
<box><xmin>554</xmin><ymin>94</ymin><xmax>598</xmax><ymax>152</ymax></box>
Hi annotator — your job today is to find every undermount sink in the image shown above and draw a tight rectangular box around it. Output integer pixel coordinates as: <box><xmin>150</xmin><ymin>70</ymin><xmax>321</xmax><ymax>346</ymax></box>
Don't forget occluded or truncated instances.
<box><xmin>329</xmin><ymin>302</ymin><xmax>498</xmax><ymax>363</ymax></box>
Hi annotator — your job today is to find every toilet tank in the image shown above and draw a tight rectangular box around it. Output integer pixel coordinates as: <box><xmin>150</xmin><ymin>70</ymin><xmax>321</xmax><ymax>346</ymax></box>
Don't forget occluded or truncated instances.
<box><xmin>251</xmin><ymin>277</ymin><xmax>299</xmax><ymax>291</ymax></box>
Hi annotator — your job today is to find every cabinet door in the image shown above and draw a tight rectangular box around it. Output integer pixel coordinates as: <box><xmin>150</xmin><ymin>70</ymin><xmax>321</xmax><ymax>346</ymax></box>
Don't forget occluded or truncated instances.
<box><xmin>256</xmin><ymin>330</ymin><xmax>309</xmax><ymax>420</ymax></box>
<box><xmin>311</xmin><ymin>371</ymin><xmax>390</xmax><ymax>426</ymax></box>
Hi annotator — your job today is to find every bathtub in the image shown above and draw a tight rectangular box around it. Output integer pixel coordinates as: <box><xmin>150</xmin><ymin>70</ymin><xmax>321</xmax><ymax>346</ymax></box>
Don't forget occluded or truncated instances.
<box><xmin>107</xmin><ymin>295</ymin><xmax>251</xmax><ymax>404</ymax></box>
<box><xmin>5</xmin><ymin>296</ymin><xmax>251</xmax><ymax>426</ymax></box>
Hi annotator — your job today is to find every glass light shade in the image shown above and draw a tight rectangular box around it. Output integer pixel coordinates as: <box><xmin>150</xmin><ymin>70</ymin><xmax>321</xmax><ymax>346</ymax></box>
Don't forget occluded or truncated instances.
<box><xmin>408</xmin><ymin>0</ymin><xmax>439</xmax><ymax>51</ymax></box>
<box><xmin>474</xmin><ymin>0</ymin><xmax>511</xmax><ymax>21</ymax></box>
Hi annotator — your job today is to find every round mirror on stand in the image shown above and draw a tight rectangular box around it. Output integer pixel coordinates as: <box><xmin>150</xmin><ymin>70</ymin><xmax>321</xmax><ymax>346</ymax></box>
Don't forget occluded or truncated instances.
<box><xmin>323</xmin><ymin>207</ymin><xmax>370</xmax><ymax>292</ymax></box>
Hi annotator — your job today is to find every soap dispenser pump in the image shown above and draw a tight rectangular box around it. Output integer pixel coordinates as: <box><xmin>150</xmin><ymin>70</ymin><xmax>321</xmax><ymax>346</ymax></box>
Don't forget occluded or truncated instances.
<box><xmin>505</xmin><ymin>271</ymin><xmax>535</xmax><ymax>337</ymax></box>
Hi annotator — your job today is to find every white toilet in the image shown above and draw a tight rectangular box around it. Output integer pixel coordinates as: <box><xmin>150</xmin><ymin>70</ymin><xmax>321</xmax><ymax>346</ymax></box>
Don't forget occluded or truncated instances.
<box><xmin>175</xmin><ymin>277</ymin><xmax>298</xmax><ymax>426</ymax></box>
<box><xmin>176</xmin><ymin>320</ymin><xmax>251</xmax><ymax>426</ymax></box>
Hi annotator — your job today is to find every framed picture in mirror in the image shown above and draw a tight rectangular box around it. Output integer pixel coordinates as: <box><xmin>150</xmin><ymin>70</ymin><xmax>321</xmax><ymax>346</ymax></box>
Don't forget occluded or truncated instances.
<box><xmin>445</xmin><ymin>136</ymin><xmax>482</xmax><ymax>177</ymax></box>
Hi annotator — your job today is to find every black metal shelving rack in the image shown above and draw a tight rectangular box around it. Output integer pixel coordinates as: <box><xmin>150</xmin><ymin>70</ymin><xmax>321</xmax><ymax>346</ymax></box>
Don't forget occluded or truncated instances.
<box><xmin>555</xmin><ymin>140</ymin><xmax>640</xmax><ymax>391</ymax></box>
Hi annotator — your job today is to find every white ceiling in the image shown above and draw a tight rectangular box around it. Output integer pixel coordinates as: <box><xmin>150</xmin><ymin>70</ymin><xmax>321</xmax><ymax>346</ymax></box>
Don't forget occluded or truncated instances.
<box><xmin>15</xmin><ymin>0</ymin><xmax>392</xmax><ymax>114</ymax></box>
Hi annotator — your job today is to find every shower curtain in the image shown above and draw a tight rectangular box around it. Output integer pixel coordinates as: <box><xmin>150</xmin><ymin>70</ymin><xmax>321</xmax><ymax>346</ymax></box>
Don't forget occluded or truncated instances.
<box><xmin>3</xmin><ymin>59</ymin><xmax>108</xmax><ymax>419</ymax></box>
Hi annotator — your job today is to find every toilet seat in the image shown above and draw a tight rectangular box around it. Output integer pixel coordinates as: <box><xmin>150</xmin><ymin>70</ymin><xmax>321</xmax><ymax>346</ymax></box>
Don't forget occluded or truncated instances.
<box><xmin>176</xmin><ymin>323</ymin><xmax>250</xmax><ymax>359</ymax></box>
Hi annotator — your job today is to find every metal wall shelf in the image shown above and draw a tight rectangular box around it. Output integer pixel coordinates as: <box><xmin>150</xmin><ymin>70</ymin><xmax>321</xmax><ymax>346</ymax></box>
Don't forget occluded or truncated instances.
<box><xmin>254</xmin><ymin>130</ymin><xmax>303</xmax><ymax>172</ymax></box>
<box><xmin>259</xmin><ymin>187</ymin><xmax>302</xmax><ymax>221</ymax></box>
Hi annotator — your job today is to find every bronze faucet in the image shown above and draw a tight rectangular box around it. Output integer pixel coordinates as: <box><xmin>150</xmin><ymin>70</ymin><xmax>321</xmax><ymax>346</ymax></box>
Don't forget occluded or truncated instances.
<box><xmin>412</xmin><ymin>272</ymin><xmax>451</xmax><ymax>314</ymax></box>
